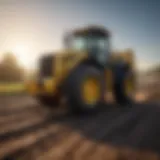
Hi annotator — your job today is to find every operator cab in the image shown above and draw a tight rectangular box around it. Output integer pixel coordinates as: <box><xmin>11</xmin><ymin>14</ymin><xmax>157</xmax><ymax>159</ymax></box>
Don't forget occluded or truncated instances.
<box><xmin>64</xmin><ymin>26</ymin><xmax>111</xmax><ymax>66</ymax></box>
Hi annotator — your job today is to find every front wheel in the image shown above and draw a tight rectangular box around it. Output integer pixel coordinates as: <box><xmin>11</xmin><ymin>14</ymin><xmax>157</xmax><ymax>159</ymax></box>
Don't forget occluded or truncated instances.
<box><xmin>65</xmin><ymin>65</ymin><xmax>105</xmax><ymax>113</ymax></box>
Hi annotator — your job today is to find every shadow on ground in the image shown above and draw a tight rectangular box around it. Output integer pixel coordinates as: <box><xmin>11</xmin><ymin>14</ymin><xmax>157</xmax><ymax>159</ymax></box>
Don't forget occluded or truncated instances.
<box><xmin>55</xmin><ymin>103</ymin><xmax>160</xmax><ymax>154</ymax></box>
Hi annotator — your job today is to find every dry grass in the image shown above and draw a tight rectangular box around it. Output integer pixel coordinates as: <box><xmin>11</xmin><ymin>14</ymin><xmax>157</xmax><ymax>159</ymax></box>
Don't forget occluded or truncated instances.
<box><xmin>0</xmin><ymin>83</ymin><xmax>25</xmax><ymax>94</ymax></box>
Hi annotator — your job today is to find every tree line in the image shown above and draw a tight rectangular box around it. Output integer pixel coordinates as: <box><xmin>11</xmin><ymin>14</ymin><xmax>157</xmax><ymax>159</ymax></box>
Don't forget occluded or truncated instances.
<box><xmin>0</xmin><ymin>53</ymin><xmax>25</xmax><ymax>82</ymax></box>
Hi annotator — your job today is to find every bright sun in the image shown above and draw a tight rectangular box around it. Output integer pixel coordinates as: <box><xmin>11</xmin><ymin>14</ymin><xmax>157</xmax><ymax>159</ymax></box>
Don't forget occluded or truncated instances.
<box><xmin>12</xmin><ymin>44</ymin><xmax>30</xmax><ymax>68</ymax></box>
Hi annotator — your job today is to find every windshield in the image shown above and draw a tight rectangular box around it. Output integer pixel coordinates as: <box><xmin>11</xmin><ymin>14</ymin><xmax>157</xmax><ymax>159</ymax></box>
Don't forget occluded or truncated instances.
<box><xmin>72</xmin><ymin>36</ymin><xmax>86</xmax><ymax>51</ymax></box>
<box><xmin>71</xmin><ymin>36</ymin><xmax>109</xmax><ymax>52</ymax></box>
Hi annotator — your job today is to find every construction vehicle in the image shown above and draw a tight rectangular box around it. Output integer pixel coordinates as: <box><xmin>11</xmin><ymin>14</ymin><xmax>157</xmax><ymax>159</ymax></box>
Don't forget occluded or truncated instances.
<box><xmin>26</xmin><ymin>25</ymin><xmax>136</xmax><ymax>113</ymax></box>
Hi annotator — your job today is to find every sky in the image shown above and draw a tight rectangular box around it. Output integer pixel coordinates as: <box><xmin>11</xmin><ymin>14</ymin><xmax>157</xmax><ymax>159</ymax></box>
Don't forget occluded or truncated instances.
<box><xmin>0</xmin><ymin>0</ymin><xmax>159</xmax><ymax>71</ymax></box>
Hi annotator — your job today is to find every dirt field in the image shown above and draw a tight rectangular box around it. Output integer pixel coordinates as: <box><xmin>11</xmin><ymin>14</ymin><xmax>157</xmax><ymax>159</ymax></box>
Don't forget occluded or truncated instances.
<box><xmin>0</xmin><ymin>74</ymin><xmax>160</xmax><ymax>160</ymax></box>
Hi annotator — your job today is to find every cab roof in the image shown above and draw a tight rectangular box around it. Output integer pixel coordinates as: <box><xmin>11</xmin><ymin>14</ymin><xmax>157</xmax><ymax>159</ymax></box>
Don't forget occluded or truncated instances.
<box><xmin>72</xmin><ymin>25</ymin><xmax>110</xmax><ymax>37</ymax></box>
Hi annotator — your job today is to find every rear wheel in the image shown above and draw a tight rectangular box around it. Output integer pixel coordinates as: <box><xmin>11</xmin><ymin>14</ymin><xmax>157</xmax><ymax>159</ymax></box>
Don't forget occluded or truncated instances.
<box><xmin>65</xmin><ymin>65</ymin><xmax>105</xmax><ymax>113</ymax></box>
<box><xmin>113</xmin><ymin>67</ymin><xmax>136</xmax><ymax>106</ymax></box>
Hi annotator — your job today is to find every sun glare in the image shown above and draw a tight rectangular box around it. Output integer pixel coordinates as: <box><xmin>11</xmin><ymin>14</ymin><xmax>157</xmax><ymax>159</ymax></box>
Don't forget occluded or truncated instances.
<box><xmin>12</xmin><ymin>44</ymin><xmax>30</xmax><ymax>68</ymax></box>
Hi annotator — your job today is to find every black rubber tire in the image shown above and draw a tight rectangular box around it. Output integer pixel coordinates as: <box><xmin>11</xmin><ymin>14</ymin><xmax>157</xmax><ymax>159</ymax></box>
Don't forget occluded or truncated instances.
<box><xmin>64</xmin><ymin>65</ymin><xmax>105</xmax><ymax>113</ymax></box>
<box><xmin>113</xmin><ymin>66</ymin><xmax>135</xmax><ymax>106</ymax></box>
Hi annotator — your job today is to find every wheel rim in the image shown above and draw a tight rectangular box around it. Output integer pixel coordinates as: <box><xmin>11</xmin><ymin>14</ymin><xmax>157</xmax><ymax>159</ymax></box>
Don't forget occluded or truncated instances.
<box><xmin>125</xmin><ymin>75</ymin><xmax>135</xmax><ymax>99</ymax></box>
<box><xmin>82</xmin><ymin>77</ymin><xmax>101</xmax><ymax>106</ymax></box>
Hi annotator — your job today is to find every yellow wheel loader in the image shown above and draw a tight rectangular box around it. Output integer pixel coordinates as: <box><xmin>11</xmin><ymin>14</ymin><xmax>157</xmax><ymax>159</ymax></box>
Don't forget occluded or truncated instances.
<box><xmin>26</xmin><ymin>25</ymin><xmax>136</xmax><ymax>113</ymax></box>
